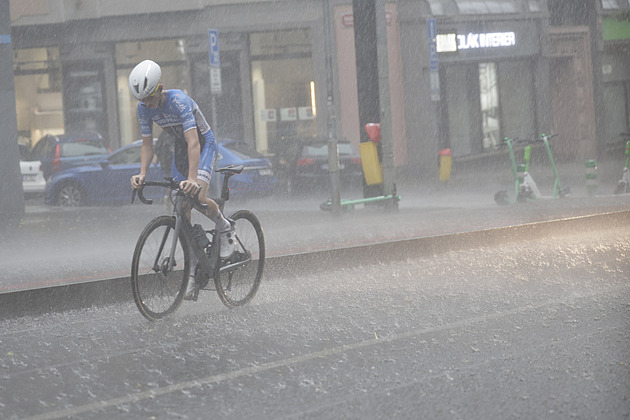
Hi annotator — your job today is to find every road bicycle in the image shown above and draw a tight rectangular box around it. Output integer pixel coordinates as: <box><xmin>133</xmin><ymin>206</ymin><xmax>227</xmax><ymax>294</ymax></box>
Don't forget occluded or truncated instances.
<box><xmin>614</xmin><ymin>133</ymin><xmax>630</xmax><ymax>195</ymax></box>
<box><xmin>130</xmin><ymin>164</ymin><xmax>265</xmax><ymax>321</ymax></box>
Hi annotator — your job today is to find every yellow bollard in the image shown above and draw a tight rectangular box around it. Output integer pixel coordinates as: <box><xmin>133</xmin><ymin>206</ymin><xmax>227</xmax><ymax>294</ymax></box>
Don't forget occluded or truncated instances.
<box><xmin>438</xmin><ymin>148</ymin><xmax>452</xmax><ymax>182</ymax></box>
<box><xmin>359</xmin><ymin>141</ymin><xmax>383</xmax><ymax>185</ymax></box>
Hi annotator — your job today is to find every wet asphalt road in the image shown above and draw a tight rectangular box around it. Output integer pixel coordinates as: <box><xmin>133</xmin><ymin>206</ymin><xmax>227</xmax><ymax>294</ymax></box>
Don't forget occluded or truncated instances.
<box><xmin>2</xmin><ymin>191</ymin><xmax>629</xmax><ymax>294</ymax></box>
<box><xmin>1</xmin><ymin>225</ymin><xmax>628</xmax><ymax>419</ymax></box>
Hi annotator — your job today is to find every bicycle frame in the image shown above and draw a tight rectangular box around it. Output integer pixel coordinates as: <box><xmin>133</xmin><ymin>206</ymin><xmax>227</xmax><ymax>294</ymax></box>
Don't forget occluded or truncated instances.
<box><xmin>165</xmin><ymin>192</ymin><xmax>218</xmax><ymax>282</ymax></box>
<box><xmin>133</xmin><ymin>165</ymin><xmax>244</xmax><ymax>286</ymax></box>
<box><xmin>131</xmin><ymin>163</ymin><xmax>264</xmax><ymax>319</ymax></box>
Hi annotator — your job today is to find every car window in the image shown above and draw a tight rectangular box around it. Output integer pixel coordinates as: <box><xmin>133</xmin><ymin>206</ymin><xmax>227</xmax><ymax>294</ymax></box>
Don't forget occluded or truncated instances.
<box><xmin>302</xmin><ymin>144</ymin><xmax>328</xmax><ymax>157</ymax></box>
<box><xmin>222</xmin><ymin>141</ymin><xmax>264</xmax><ymax>159</ymax></box>
<box><xmin>302</xmin><ymin>143</ymin><xmax>356</xmax><ymax>157</ymax></box>
<box><xmin>31</xmin><ymin>138</ymin><xmax>51</xmax><ymax>160</ymax></box>
<box><xmin>60</xmin><ymin>142</ymin><xmax>109</xmax><ymax>157</ymax></box>
<box><xmin>18</xmin><ymin>144</ymin><xmax>30</xmax><ymax>160</ymax></box>
<box><xmin>337</xmin><ymin>143</ymin><xmax>356</xmax><ymax>156</ymax></box>
<box><xmin>224</xmin><ymin>147</ymin><xmax>254</xmax><ymax>161</ymax></box>
<box><xmin>109</xmin><ymin>145</ymin><xmax>141</xmax><ymax>165</ymax></box>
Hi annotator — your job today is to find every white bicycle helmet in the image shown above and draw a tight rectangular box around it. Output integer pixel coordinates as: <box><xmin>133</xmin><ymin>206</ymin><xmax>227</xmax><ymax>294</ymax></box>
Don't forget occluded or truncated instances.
<box><xmin>128</xmin><ymin>60</ymin><xmax>162</xmax><ymax>100</ymax></box>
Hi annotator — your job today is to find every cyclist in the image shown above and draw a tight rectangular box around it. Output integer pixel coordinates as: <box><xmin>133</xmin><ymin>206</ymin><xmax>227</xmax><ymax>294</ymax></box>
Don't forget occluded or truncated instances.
<box><xmin>128</xmin><ymin>59</ymin><xmax>234</xmax><ymax>300</ymax></box>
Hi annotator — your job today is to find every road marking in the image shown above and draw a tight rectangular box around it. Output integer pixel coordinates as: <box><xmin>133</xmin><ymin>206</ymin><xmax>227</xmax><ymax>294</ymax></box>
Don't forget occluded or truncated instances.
<box><xmin>23</xmin><ymin>288</ymin><xmax>615</xmax><ymax>420</ymax></box>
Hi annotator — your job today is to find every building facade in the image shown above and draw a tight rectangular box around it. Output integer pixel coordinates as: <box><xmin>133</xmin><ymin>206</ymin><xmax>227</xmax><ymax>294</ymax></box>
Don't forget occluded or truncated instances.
<box><xmin>9</xmin><ymin>0</ymin><xmax>630</xmax><ymax>179</ymax></box>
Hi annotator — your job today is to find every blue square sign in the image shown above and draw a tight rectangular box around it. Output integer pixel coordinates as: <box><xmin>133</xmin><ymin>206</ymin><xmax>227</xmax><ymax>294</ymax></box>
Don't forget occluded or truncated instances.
<box><xmin>208</xmin><ymin>29</ymin><xmax>220</xmax><ymax>68</ymax></box>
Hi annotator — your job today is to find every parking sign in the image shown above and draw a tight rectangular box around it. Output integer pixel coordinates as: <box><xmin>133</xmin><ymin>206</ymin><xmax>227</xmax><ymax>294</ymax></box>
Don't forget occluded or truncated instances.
<box><xmin>208</xmin><ymin>29</ymin><xmax>220</xmax><ymax>67</ymax></box>
<box><xmin>208</xmin><ymin>29</ymin><xmax>221</xmax><ymax>94</ymax></box>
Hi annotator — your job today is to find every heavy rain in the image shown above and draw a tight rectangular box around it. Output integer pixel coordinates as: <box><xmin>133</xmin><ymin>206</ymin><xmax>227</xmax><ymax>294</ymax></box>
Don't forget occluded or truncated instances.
<box><xmin>0</xmin><ymin>0</ymin><xmax>629</xmax><ymax>419</ymax></box>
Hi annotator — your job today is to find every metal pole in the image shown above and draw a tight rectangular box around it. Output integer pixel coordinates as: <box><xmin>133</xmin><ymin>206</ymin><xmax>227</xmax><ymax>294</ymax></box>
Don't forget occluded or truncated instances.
<box><xmin>0</xmin><ymin>0</ymin><xmax>24</xmax><ymax>227</ymax></box>
<box><xmin>324</xmin><ymin>0</ymin><xmax>341</xmax><ymax>215</ymax></box>
<box><xmin>375</xmin><ymin>0</ymin><xmax>395</xmax><ymax>203</ymax></box>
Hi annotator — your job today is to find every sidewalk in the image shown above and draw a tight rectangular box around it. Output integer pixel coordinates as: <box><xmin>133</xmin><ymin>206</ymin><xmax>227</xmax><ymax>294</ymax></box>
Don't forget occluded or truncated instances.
<box><xmin>1</xmin><ymin>160</ymin><xmax>628</xmax><ymax>296</ymax></box>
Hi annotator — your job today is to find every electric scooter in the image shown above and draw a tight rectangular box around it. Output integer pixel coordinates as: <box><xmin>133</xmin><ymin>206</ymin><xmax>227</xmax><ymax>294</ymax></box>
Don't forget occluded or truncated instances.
<box><xmin>614</xmin><ymin>134</ymin><xmax>630</xmax><ymax>195</ymax></box>
<box><xmin>494</xmin><ymin>133</ymin><xmax>569</xmax><ymax>205</ymax></box>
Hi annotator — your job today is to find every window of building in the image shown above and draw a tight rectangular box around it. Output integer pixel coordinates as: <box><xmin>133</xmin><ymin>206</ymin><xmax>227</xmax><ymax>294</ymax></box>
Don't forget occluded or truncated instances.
<box><xmin>13</xmin><ymin>47</ymin><xmax>64</xmax><ymax>147</ymax></box>
<box><xmin>115</xmin><ymin>39</ymin><xmax>190</xmax><ymax>146</ymax></box>
<box><xmin>442</xmin><ymin>59</ymin><xmax>537</xmax><ymax>156</ymax></box>
<box><xmin>250</xmin><ymin>29</ymin><xmax>316</xmax><ymax>156</ymax></box>
<box><xmin>428</xmin><ymin>0</ymin><xmax>535</xmax><ymax>15</ymax></box>
<box><xmin>497</xmin><ymin>60</ymin><xmax>537</xmax><ymax>141</ymax></box>
<box><xmin>602</xmin><ymin>0</ymin><xmax>620</xmax><ymax>9</ymax></box>
<box><xmin>479</xmin><ymin>62</ymin><xmax>500</xmax><ymax>149</ymax></box>
<box><xmin>455</xmin><ymin>0</ymin><xmax>519</xmax><ymax>14</ymax></box>
<box><xmin>602</xmin><ymin>82</ymin><xmax>629</xmax><ymax>145</ymax></box>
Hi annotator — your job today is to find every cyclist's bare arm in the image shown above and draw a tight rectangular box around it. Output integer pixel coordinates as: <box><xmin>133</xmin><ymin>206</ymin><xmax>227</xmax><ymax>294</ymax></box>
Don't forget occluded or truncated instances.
<box><xmin>131</xmin><ymin>136</ymin><xmax>156</xmax><ymax>189</ymax></box>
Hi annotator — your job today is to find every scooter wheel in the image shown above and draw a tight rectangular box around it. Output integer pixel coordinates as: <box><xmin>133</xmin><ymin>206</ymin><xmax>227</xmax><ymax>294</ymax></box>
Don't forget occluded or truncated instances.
<box><xmin>494</xmin><ymin>190</ymin><xmax>509</xmax><ymax>206</ymax></box>
<box><xmin>614</xmin><ymin>182</ymin><xmax>627</xmax><ymax>195</ymax></box>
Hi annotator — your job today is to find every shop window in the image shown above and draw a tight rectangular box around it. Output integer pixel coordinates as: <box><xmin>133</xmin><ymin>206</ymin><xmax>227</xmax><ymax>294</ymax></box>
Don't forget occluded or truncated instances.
<box><xmin>443</xmin><ymin>60</ymin><xmax>536</xmax><ymax>155</ymax></box>
<box><xmin>479</xmin><ymin>62</ymin><xmax>500</xmax><ymax>149</ymax></box>
<box><xmin>528</xmin><ymin>1</ymin><xmax>542</xmax><ymax>12</ymax></box>
<box><xmin>443</xmin><ymin>65</ymin><xmax>480</xmax><ymax>156</ymax></box>
<box><xmin>13</xmin><ymin>48</ymin><xmax>64</xmax><ymax>146</ymax></box>
<box><xmin>497</xmin><ymin>60</ymin><xmax>537</xmax><ymax>142</ymax></box>
<box><xmin>115</xmin><ymin>39</ymin><xmax>190</xmax><ymax>146</ymax></box>
<box><xmin>602</xmin><ymin>0</ymin><xmax>621</xmax><ymax>9</ymax></box>
<box><xmin>455</xmin><ymin>0</ymin><xmax>519</xmax><ymax>14</ymax></box>
<box><xmin>250</xmin><ymin>29</ymin><xmax>316</xmax><ymax>156</ymax></box>
<box><xmin>603</xmin><ymin>82</ymin><xmax>629</xmax><ymax>145</ymax></box>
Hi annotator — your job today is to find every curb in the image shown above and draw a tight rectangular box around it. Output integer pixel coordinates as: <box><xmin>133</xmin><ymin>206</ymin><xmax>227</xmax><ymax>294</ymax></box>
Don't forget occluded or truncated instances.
<box><xmin>1</xmin><ymin>210</ymin><xmax>627</xmax><ymax>319</ymax></box>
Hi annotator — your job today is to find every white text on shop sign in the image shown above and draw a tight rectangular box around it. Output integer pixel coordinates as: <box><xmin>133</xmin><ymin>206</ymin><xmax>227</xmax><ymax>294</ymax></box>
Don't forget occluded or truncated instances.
<box><xmin>437</xmin><ymin>32</ymin><xmax>516</xmax><ymax>52</ymax></box>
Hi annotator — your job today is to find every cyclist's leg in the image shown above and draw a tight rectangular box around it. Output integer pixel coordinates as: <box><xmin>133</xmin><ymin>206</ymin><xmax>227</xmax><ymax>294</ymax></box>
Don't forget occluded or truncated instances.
<box><xmin>196</xmin><ymin>140</ymin><xmax>226</xmax><ymax>225</ymax></box>
<box><xmin>195</xmin><ymin>141</ymin><xmax>234</xmax><ymax>258</ymax></box>
<box><xmin>171</xmin><ymin>162</ymin><xmax>201</xmax><ymax>300</ymax></box>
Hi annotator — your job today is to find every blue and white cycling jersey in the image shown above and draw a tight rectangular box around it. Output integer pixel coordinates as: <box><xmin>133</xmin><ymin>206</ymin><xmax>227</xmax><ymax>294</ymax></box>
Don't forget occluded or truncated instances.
<box><xmin>137</xmin><ymin>89</ymin><xmax>216</xmax><ymax>183</ymax></box>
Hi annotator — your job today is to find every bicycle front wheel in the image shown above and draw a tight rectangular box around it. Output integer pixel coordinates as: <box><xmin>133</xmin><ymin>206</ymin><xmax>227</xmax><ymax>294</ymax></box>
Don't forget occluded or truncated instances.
<box><xmin>131</xmin><ymin>216</ymin><xmax>190</xmax><ymax>321</ymax></box>
<box><xmin>215</xmin><ymin>210</ymin><xmax>265</xmax><ymax>308</ymax></box>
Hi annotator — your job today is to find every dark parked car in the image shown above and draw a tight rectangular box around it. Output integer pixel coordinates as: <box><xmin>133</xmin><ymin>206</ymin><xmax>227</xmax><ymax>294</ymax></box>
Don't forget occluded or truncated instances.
<box><xmin>293</xmin><ymin>141</ymin><xmax>363</xmax><ymax>189</ymax></box>
<box><xmin>29</xmin><ymin>132</ymin><xmax>111</xmax><ymax>180</ymax></box>
<box><xmin>45</xmin><ymin>139</ymin><xmax>276</xmax><ymax>207</ymax></box>
<box><xmin>216</xmin><ymin>139</ymin><xmax>276</xmax><ymax>198</ymax></box>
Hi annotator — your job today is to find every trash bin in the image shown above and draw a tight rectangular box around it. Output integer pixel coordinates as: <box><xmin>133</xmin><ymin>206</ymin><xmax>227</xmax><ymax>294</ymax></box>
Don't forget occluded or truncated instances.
<box><xmin>438</xmin><ymin>148</ymin><xmax>452</xmax><ymax>181</ymax></box>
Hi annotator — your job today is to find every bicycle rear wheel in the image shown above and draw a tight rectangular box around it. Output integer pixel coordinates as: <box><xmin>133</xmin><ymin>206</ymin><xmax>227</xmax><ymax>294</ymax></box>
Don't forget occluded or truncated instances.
<box><xmin>131</xmin><ymin>216</ymin><xmax>190</xmax><ymax>321</ymax></box>
<box><xmin>215</xmin><ymin>210</ymin><xmax>265</xmax><ymax>308</ymax></box>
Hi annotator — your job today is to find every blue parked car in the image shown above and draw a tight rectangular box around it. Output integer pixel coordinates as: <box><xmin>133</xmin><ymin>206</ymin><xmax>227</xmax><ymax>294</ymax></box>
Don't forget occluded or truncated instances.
<box><xmin>29</xmin><ymin>132</ymin><xmax>112</xmax><ymax>180</ymax></box>
<box><xmin>45</xmin><ymin>139</ymin><xmax>276</xmax><ymax>207</ymax></box>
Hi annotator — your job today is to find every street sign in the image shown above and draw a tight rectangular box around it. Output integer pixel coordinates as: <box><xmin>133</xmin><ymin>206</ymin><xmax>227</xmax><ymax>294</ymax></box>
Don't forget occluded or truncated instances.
<box><xmin>208</xmin><ymin>29</ymin><xmax>221</xmax><ymax>94</ymax></box>
<box><xmin>210</xmin><ymin>67</ymin><xmax>222</xmax><ymax>95</ymax></box>
<box><xmin>208</xmin><ymin>29</ymin><xmax>220</xmax><ymax>67</ymax></box>
<box><xmin>427</xmin><ymin>18</ymin><xmax>438</xmax><ymax>72</ymax></box>
<box><xmin>427</xmin><ymin>17</ymin><xmax>436</xmax><ymax>39</ymax></box>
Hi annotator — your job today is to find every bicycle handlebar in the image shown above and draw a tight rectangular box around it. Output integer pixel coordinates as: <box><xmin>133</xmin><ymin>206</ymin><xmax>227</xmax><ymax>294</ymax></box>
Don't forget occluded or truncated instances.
<box><xmin>131</xmin><ymin>177</ymin><xmax>206</xmax><ymax>209</ymax></box>
<box><xmin>131</xmin><ymin>165</ymin><xmax>246</xmax><ymax>206</ymax></box>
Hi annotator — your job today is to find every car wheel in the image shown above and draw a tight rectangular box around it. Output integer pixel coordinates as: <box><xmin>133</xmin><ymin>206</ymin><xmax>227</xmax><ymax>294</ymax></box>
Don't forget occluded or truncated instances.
<box><xmin>55</xmin><ymin>182</ymin><xmax>85</xmax><ymax>207</ymax></box>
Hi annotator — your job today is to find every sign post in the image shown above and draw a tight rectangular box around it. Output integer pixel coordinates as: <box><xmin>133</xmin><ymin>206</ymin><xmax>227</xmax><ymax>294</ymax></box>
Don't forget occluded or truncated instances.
<box><xmin>427</xmin><ymin>18</ymin><xmax>440</xmax><ymax>101</ymax></box>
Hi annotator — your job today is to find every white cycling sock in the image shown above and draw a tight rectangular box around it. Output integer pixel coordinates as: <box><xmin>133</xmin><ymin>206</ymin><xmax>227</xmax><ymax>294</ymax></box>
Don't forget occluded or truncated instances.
<box><xmin>212</xmin><ymin>213</ymin><xmax>231</xmax><ymax>233</ymax></box>
<box><xmin>189</xmin><ymin>246</ymin><xmax>198</xmax><ymax>276</ymax></box>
